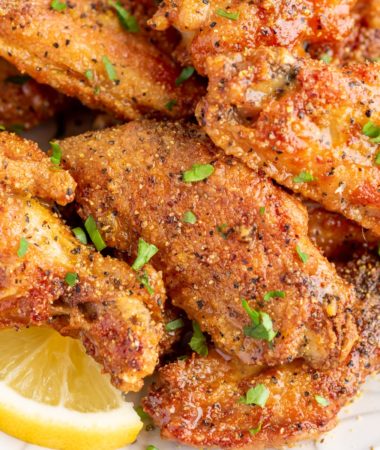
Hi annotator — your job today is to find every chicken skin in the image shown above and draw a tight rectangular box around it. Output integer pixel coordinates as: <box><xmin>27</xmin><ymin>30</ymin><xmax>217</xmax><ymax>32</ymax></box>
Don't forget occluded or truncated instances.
<box><xmin>0</xmin><ymin>132</ymin><xmax>166</xmax><ymax>393</ymax></box>
<box><xmin>60</xmin><ymin>120</ymin><xmax>357</xmax><ymax>370</ymax></box>
<box><xmin>143</xmin><ymin>250</ymin><xmax>380</xmax><ymax>450</ymax></box>
<box><xmin>0</xmin><ymin>58</ymin><xmax>67</xmax><ymax>130</ymax></box>
<box><xmin>150</xmin><ymin>0</ymin><xmax>357</xmax><ymax>74</ymax></box>
<box><xmin>196</xmin><ymin>47</ymin><xmax>380</xmax><ymax>235</ymax></box>
<box><xmin>0</xmin><ymin>0</ymin><xmax>202</xmax><ymax>120</ymax></box>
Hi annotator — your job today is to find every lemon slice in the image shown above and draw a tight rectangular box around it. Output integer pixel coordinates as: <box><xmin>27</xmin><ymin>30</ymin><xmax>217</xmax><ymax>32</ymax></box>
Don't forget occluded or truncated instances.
<box><xmin>0</xmin><ymin>327</ymin><xmax>142</xmax><ymax>450</ymax></box>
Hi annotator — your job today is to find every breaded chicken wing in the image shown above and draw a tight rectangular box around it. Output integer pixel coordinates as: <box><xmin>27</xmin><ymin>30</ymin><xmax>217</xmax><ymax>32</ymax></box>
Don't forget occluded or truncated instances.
<box><xmin>143</xmin><ymin>251</ymin><xmax>380</xmax><ymax>449</ymax></box>
<box><xmin>0</xmin><ymin>0</ymin><xmax>202</xmax><ymax>120</ymax></box>
<box><xmin>196</xmin><ymin>47</ymin><xmax>380</xmax><ymax>235</ymax></box>
<box><xmin>0</xmin><ymin>133</ymin><xmax>165</xmax><ymax>392</ymax></box>
<box><xmin>60</xmin><ymin>120</ymin><xmax>357</xmax><ymax>370</ymax></box>
<box><xmin>0</xmin><ymin>58</ymin><xmax>67</xmax><ymax>130</ymax></box>
<box><xmin>150</xmin><ymin>0</ymin><xmax>357</xmax><ymax>74</ymax></box>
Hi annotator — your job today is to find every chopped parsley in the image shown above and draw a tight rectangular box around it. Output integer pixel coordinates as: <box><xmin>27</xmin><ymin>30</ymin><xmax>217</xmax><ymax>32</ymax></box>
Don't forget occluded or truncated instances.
<box><xmin>72</xmin><ymin>227</ymin><xmax>87</xmax><ymax>245</ymax></box>
<box><xmin>146</xmin><ymin>446</ymin><xmax>159</xmax><ymax>450</ymax></box>
<box><xmin>264</xmin><ymin>290</ymin><xmax>285</xmax><ymax>302</ymax></box>
<box><xmin>109</xmin><ymin>0</ymin><xmax>139</xmax><ymax>32</ymax></box>
<box><xmin>239</xmin><ymin>384</ymin><xmax>269</xmax><ymax>407</ymax></box>
<box><xmin>215</xmin><ymin>8</ymin><xmax>240</xmax><ymax>20</ymax></box>
<box><xmin>375</xmin><ymin>152</ymin><xmax>380</xmax><ymax>165</ymax></box>
<box><xmin>259</xmin><ymin>206</ymin><xmax>266</xmax><ymax>216</ymax></box>
<box><xmin>293</xmin><ymin>171</ymin><xmax>315</xmax><ymax>183</ymax></box>
<box><xmin>315</xmin><ymin>395</ymin><xmax>329</xmax><ymax>407</ymax></box>
<box><xmin>134</xmin><ymin>406</ymin><xmax>150</xmax><ymax>421</ymax></box>
<box><xmin>65</xmin><ymin>272</ymin><xmax>78</xmax><ymax>287</ymax></box>
<box><xmin>132</xmin><ymin>238</ymin><xmax>158</xmax><ymax>271</ymax></box>
<box><xmin>183</xmin><ymin>163</ymin><xmax>214</xmax><ymax>182</ymax></box>
<box><xmin>362</xmin><ymin>122</ymin><xmax>380</xmax><ymax>160</ymax></box>
<box><xmin>51</xmin><ymin>0</ymin><xmax>66</xmax><ymax>11</ymax></box>
<box><xmin>216</xmin><ymin>223</ymin><xmax>229</xmax><ymax>239</ymax></box>
<box><xmin>85</xmin><ymin>69</ymin><xmax>94</xmax><ymax>81</ymax></box>
<box><xmin>175</xmin><ymin>66</ymin><xmax>195</xmax><ymax>86</ymax></box>
<box><xmin>138</xmin><ymin>271</ymin><xmax>154</xmax><ymax>295</ymax></box>
<box><xmin>5</xmin><ymin>75</ymin><xmax>31</xmax><ymax>85</ymax></box>
<box><xmin>102</xmin><ymin>56</ymin><xmax>117</xmax><ymax>82</ymax></box>
<box><xmin>17</xmin><ymin>237</ymin><xmax>29</xmax><ymax>257</ymax></box>
<box><xmin>249</xmin><ymin>422</ymin><xmax>262</xmax><ymax>436</ymax></box>
<box><xmin>242</xmin><ymin>299</ymin><xmax>276</xmax><ymax>342</ymax></box>
<box><xmin>296</xmin><ymin>244</ymin><xmax>309</xmax><ymax>263</ymax></box>
<box><xmin>50</xmin><ymin>141</ymin><xmax>62</xmax><ymax>165</ymax></box>
<box><xmin>165</xmin><ymin>318</ymin><xmax>185</xmax><ymax>332</ymax></box>
<box><xmin>189</xmin><ymin>321</ymin><xmax>208</xmax><ymax>356</ymax></box>
<box><xmin>182</xmin><ymin>211</ymin><xmax>197</xmax><ymax>224</ymax></box>
<box><xmin>320</xmin><ymin>53</ymin><xmax>332</xmax><ymax>64</ymax></box>
<box><xmin>165</xmin><ymin>99</ymin><xmax>177</xmax><ymax>111</ymax></box>
<box><xmin>84</xmin><ymin>215</ymin><xmax>107</xmax><ymax>252</ymax></box>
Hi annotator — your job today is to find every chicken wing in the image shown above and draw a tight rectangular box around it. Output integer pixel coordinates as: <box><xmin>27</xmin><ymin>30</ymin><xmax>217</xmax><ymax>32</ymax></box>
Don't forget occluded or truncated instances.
<box><xmin>149</xmin><ymin>0</ymin><xmax>357</xmax><ymax>74</ymax></box>
<box><xmin>0</xmin><ymin>0</ymin><xmax>202</xmax><ymax>120</ymax></box>
<box><xmin>0</xmin><ymin>58</ymin><xmax>67</xmax><ymax>130</ymax></box>
<box><xmin>60</xmin><ymin>120</ymin><xmax>357</xmax><ymax>370</ymax></box>
<box><xmin>0</xmin><ymin>132</ymin><xmax>166</xmax><ymax>392</ymax></box>
<box><xmin>143</xmin><ymin>250</ymin><xmax>380</xmax><ymax>449</ymax></box>
<box><xmin>196</xmin><ymin>47</ymin><xmax>380</xmax><ymax>235</ymax></box>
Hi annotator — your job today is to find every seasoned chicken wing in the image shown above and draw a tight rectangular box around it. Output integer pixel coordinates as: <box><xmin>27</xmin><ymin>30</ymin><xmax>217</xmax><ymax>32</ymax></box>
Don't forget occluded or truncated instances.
<box><xmin>0</xmin><ymin>0</ymin><xmax>202</xmax><ymax>120</ymax></box>
<box><xmin>150</xmin><ymin>0</ymin><xmax>357</xmax><ymax>74</ymax></box>
<box><xmin>143</xmin><ymin>250</ymin><xmax>380</xmax><ymax>450</ymax></box>
<box><xmin>0</xmin><ymin>133</ymin><xmax>165</xmax><ymax>392</ymax></box>
<box><xmin>0</xmin><ymin>58</ymin><xmax>67</xmax><ymax>130</ymax></box>
<box><xmin>196</xmin><ymin>47</ymin><xmax>380</xmax><ymax>235</ymax></box>
<box><xmin>60</xmin><ymin>120</ymin><xmax>357</xmax><ymax>370</ymax></box>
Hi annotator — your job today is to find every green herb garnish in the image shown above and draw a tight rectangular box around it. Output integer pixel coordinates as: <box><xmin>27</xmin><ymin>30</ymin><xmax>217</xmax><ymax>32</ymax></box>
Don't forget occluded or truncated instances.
<box><xmin>165</xmin><ymin>99</ymin><xmax>177</xmax><ymax>111</ymax></box>
<box><xmin>182</xmin><ymin>211</ymin><xmax>197</xmax><ymax>224</ymax></box>
<box><xmin>296</xmin><ymin>244</ymin><xmax>309</xmax><ymax>263</ymax></box>
<box><xmin>189</xmin><ymin>321</ymin><xmax>208</xmax><ymax>356</ymax></box>
<box><xmin>51</xmin><ymin>0</ymin><xmax>66</xmax><ymax>11</ymax></box>
<box><xmin>85</xmin><ymin>70</ymin><xmax>94</xmax><ymax>81</ymax></box>
<box><xmin>65</xmin><ymin>272</ymin><xmax>78</xmax><ymax>287</ymax></box>
<box><xmin>109</xmin><ymin>0</ymin><xmax>140</xmax><ymax>32</ymax></box>
<box><xmin>263</xmin><ymin>290</ymin><xmax>285</xmax><ymax>302</ymax></box>
<box><xmin>50</xmin><ymin>141</ymin><xmax>62</xmax><ymax>165</ymax></box>
<box><xmin>242</xmin><ymin>299</ymin><xmax>276</xmax><ymax>342</ymax></box>
<box><xmin>215</xmin><ymin>8</ymin><xmax>239</xmax><ymax>20</ymax></box>
<box><xmin>320</xmin><ymin>53</ymin><xmax>332</xmax><ymax>64</ymax></box>
<box><xmin>239</xmin><ymin>384</ymin><xmax>269</xmax><ymax>407</ymax></box>
<box><xmin>84</xmin><ymin>215</ymin><xmax>107</xmax><ymax>252</ymax></box>
<box><xmin>315</xmin><ymin>395</ymin><xmax>329</xmax><ymax>407</ymax></box>
<box><xmin>259</xmin><ymin>206</ymin><xmax>266</xmax><ymax>216</ymax></box>
<box><xmin>72</xmin><ymin>227</ymin><xmax>87</xmax><ymax>245</ymax></box>
<box><xmin>17</xmin><ymin>237</ymin><xmax>29</xmax><ymax>257</ymax></box>
<box><xmin>183</xmin><ymin>163</ymin><xmax>214</xmax><ymax>183</ymax></box>
<box><xmin>165</xmin><ymin>318</ymin><xmax>185</xmax><ymax>332</ymax></box>
<box><xmin>175</xmin><ymin>66</ymin><xmax>195</xmax><ymax>86</ymax></box>
<box><xmin>102</xmin><ymin>56</ymin><xmax>118</xmax><ymax>82</ymax></box>
<box><xmin>132</xmin><ymin>238</ymin><xmax>158</xmax><ymax>271</ymax></box>
<box><xmin>293</xmin><ymin>171</ymin><xmax>315</xmax><ymax>183</ymax></box>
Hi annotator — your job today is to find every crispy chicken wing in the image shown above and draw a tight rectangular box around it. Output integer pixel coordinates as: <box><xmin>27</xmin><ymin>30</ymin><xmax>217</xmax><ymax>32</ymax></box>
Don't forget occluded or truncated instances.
<box><xmin>150</xmin><ymin>0</ymin><xmax>357</xmax><ymax>74</ymax></box>
<box><xmin>143</xmin><ymin>250</ymin><xmax>380</xmax><ymax>449</ymax></box>
<box><xmin>0</xmin><ymin>133</ymin><xmax>166</xmax><ymax>392</ymax></box>
<box><xmin>0</xmin><ymin>58</ymin><xmax>67</xmax><ymax>130</ymax></box>
<box><xmin>60</xmin><ymin>120</ymin><xmax>357</xmax><ymax>370</ymax></box>
<box><xmin>196</xmin><ymin>47</ymin><xmax>380</xmax><ymax>235</ymax></box>
<box><xmin>0</xmin><ymin>0</ymin><xmax>202</xmax><ymax>120</ymax></box>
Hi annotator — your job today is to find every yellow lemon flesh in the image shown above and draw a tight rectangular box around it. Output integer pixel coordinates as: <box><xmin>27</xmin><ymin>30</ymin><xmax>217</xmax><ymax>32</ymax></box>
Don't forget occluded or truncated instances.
<box><xmin>0</xmin><ymin>327</ymin><xmax>142</xmax><ymax>450</ymax></box>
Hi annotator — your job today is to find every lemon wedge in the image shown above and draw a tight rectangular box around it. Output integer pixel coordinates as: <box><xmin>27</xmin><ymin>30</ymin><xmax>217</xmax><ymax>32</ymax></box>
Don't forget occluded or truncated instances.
<box><xmin>0</xmin><ymin>327</ymin><xmax>142</xmax><ymax>450</ymax></box>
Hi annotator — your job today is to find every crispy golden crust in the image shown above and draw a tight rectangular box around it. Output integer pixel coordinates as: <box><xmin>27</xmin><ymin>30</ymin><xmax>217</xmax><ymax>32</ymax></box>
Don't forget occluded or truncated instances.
<box><xmin>0</xmin><ymin>136</ymin><xmax>166</xmax><ymax>392</ymax></box>
<box><xmin>307</xmin><ymin>205</ymin><xmax>378</xmax><ymax>258</ymax></box>
<box><xmin>0</xmin><ymin>0</ymin><xmax>202</xmax><ymax>119</ymax></box>
<box><xmin>0</xmin><ymin>131</ymin><xmax>76</xmax><ymax>205</ymax></box>
<box><xmin>196</xmin><ymin>47</ymin><xmax>380</xmax><ymax>235</ymax></box>
<box><xmin>150</xmin><ymin>0</ymin><xmax>356</xmax><ymax>74</ymax></box>
<box><xmin>61</xmin><ymin>120</ymin><xmax>357</xmax><ymax>370</ymax></box>
<box><xmin>0</xmin><ymin>58</ymin><xmax>67</xmax><ymax>129</ymax></box>
<box><xmin>143</xmin><ymin>251</ymin><xmax>380</xmax><ymax>450</ymax></box>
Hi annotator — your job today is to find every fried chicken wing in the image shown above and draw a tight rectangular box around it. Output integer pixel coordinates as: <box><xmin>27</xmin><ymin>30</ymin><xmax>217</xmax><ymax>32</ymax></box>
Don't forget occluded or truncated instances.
<box><xmin>0</xmin><ymin>58</ymin><xmax>67</xmax><ymax>130</ymax></box>
<box><xmin>143</xmin><ymin>250</ymin><xmax>380</xmax><ymax>449</ymax></box>
<box><xmin>0</xmin><ymin>133</ymin><xmax>165</xmax><ymax>392</ymax></box>
<box><xmin>60</xmin><ymin>120</ymin><xmax>357</xmax><ymax>370</ymax></box>
<box><xmin>150</xmin><ymin>0</ymin><xmax>356</xmax><ymax>74</ymax></box>
<box><xmin>0</xmin><ymin>0</ymin><xmax>202</xmax><ymax>120</ymax></box>
<box><xmin>196</xmin><ymin>47</ymin><xmax>380</xmax><ymax>235</ymax></box>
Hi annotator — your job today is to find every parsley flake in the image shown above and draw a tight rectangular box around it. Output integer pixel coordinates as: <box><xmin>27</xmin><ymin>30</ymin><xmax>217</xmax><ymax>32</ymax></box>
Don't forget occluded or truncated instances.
<box><xmin>134</xmin><ymin>406</ymin><xmax>151</xmax><ymax>421</ymax></box>
<box><xmin>50</xmin><ymin>141</ymin><xmax>62</xmax><ymax>166</ymax></box>
<box><xmin>215</xmin><ymin>8</ymin><xmax>240</xmax><ymax>20</ymax></box>
<box><xmin>315</xmin><ymin>395</ymin><xmax>329</xmax><ymax>407</ymax></box>
<box><xmin>65</xmin><ymin>272</ymin><xmax>78</xmax><ymax>287</ymax></box>
<box><xmin>84</xmin><ymin>215</ymin><xmax>107</xmax><ymax>252</ymax></box>
<box><xmin>296</xmin><ymin>244</ymin><xmax>309</xmax><ymax>263</ymax></box>
<box><xmin>175</xmin><ymin>66</ymin><xmax>195</xmax><ymax>86</ymax></box>
<box><xmin>102</xmin><ymin>56</ymin><xmax>118</xmax><ymax>82</ymax></box>
<box><xmin>375</xmin><ymin>152</ymin><xmax>380</xmax><ymax>165</ymax></box>
<box><xmin>242</xmin><ymin>299</ymin><xmax>277</xmax><ymax>342</ymax></box>
<box><xmin>165</xmin><ymin>318</ymin><xmax>185</xmax><ymax>332</ymax></box>
<box><xmin>183</xmin><ymin>211</ymin><xmax>197</xmax><ymax>224</ymax></box>
<box><xmin>264</xmin><ymin>290</ymin><xmax>285</xmax><ymax>302</ymax></box>
<box><xmin>132</xmin><ymin>238</ymin><xmax>158</xmax><ymax>271</ymax></box>
<box><xmin>189</xmin><ymin>321</ymin><xmax>208</xmax><ymax>356</ymax></box>
<box><xmin>17</xmin><ymin>237</ymin><xmax>29</xmax><ymax>257</ymax></box>
<box><xmin>320</xmin><ymin>53</ymin><xmax>332</xmax><ymax>64</ymax></box>
<box><xmin>109</xmin><ymin>0</ymin><xmax>140</xmax><ymax>33</ymax></box>
<box><xmin>165</xmin><ymin>99</ymin><xmax>177</xmax><ymax>111</ymax></box>
<box><xmin>72</xmin><ymin>227</ymin><xmax>87</xmax><ymax>245</ymax></box>
<box><xmin>183</xmin><ymin>163</ymin><xmax>214</xmax><ymax>182</ymax></box>
<box><xmin>85</xmin><ymin>69</ymin><xmax>94</xmax><ymax>81</ymax></box>
<box><xmin>51</xmin><ymin>0</ymin><xmax>66</xmax><ymax>11</ymax></box>
<box><xmin>146</xmin><ymin>446</ymin><xmax>159</xmax><ymax>450</ymax></box>
<box><xmin>259</xmin><ymin>206</ymin><xmax>266</xmax><ymax>216</ymax></box>
<box><xmin>239</xmin><ymin>384</ymin><xmax>269</xmax><ymax>407</ymax></box>
<box><xmin>293</xmin><ymin>171</ymin><xmax>315</xmax><ymax>183</ymax></box>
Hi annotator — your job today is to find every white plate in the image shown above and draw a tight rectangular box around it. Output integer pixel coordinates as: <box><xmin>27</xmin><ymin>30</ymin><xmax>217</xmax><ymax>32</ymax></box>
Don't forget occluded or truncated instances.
<box><xmin>3</xmin><ymin>115</ymin><xmax>377</xmax><ymax>450</ymax></box>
